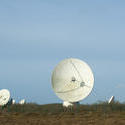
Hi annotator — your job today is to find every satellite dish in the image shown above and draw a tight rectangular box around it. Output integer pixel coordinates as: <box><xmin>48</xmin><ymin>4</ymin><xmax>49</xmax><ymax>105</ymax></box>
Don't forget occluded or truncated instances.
<box><xmin>63</xmin><ymin>101</ymin><xmax>73</xmax><ymax>107</ymax></box>
<box><xmin>51</xmin><ymin>58</ymin><xmax>94</xmax><ymax>106</ymax></box>
<box><xmin>12</xmin><ymin>99</ymin><xmax>16</xmax><ymax>104</ymax></box>
<box><xmin>63</xmin><ymin>101</ymin><xmax>80</xmax><ymax>107</ymax></box>
<box><xmin>19</xmin><ymin>99</ymin><xmax>25</xmax><ymax>104</ymax></box>
<box><xmin>0</xmin><ymin>89</ymin><xmax>10</xmax><ymax>106</ymax></box>
<box><xmin>108</xmin><ymin>96</ymin><xmax>114</xmax><ymax>104</ymax></box>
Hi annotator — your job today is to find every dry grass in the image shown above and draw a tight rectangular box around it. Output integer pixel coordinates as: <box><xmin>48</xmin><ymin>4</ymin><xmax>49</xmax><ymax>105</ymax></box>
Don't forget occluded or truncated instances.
<box><xmin>0</xmin><ymin>102</ymin><xmax>125</xmax><ymax>125</ymax></box>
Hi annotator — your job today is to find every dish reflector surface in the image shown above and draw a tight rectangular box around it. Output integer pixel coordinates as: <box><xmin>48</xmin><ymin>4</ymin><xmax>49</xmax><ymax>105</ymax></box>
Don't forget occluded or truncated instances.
<box><xmin>0</xmin><ymin>89</ymin><xmax>10</xmax><ymax>106</ymax></box>
<box><xmin>108</xmin><ymin>96</ymin><xmax>114</xmax><ymax>104</ymax></box>
<box><xmin>51</xmin><ymin>58</ymin><xmax>94</xmax><ymax>102</ymax></box>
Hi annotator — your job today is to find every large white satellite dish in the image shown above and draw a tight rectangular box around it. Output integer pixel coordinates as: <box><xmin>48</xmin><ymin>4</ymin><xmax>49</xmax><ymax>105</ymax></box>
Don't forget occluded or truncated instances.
<box><xmin>0</xmin><ymin>89</ymin><xmax>10</xmax><ymax>106</ymax></box>
<box><xmin>51</xmin><ymin>58</ymin><xmax>94</xmax><ymax>105</ymax></box>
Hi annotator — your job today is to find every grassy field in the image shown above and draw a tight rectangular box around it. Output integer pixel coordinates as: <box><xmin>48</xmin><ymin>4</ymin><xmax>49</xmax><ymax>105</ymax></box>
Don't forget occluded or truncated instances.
<box><xmin>0</xmin><ymin>102</ymin><xmax>125</xmax><ymax>125</ymax></box>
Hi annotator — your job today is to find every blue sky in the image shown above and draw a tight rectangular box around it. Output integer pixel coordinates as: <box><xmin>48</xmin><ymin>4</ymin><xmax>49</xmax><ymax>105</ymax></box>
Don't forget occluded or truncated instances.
<box><xmin>0</xmin><ymin>0</ymin><xmax>125</xmax><ymax>104</ymax></box>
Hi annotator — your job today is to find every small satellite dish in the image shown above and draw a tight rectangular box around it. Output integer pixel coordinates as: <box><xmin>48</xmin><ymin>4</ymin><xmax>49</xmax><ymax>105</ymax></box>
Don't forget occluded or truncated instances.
<box><xmin>63</xmin><ymin>101</ymin><xmax>73</xmax><ymax>107</ymax></box>
<box><xmin>12</xmin><ymin>99</ymin><xmax>16</xmax><ymax>104</ymax></box>
<box><xmin>63</xmin><ymin>101</ymin><xmax>80</xmax><ymax>107</ymax></box>
<box><xmin>19</xmin><ymin>99</ymin><xmax>25</xmax><ymax>104</ymax></box>
<box><xmin>51</xmin><ymin>58</ymin><xmax>94</xmax><ymax>107</ymax></box>
<box><xmin>108</xmin><ymin>96</ymin><xmax>114</xmax><ymax>104</ymax></box>
<box><xmin>0</xmin><ymin>89</ymin><xmax>10</xmax><ymax>106</ymax></box>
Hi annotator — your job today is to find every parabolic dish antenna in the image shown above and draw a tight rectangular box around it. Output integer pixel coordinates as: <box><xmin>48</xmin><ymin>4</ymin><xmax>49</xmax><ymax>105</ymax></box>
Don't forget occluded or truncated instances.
<box><xmin>12</xmin><ymin>99</ymin><xmax>16</xmax><ymax>104</ymax></box>
<box><xmin>0</xmin><ymin>89</ymin><xmax>10</xmax><ymax>106</ymax></box>
<box><xmin>108</xmin><ymin>96</ymin><xmax>114</xmax><ymax>104</ymax></box>
<box><xmin>51</xmin><ymin>58</ymin><xmax>94</xmax><ymax>103</ymax></box>
<box><xmin>19</xmin><ymin>99</ymin><xmax>25</xmax><ymax>104</ymax></box>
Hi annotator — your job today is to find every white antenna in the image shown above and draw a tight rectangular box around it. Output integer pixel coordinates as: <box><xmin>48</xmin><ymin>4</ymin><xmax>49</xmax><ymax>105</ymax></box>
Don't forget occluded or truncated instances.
<box><xmin>19</xmin><ymin>99</ymin><xmax>25</xmax><ymax>104</ymax></box>
<box><xmin>51</xmin><ymin>58</ymin><xmax>94</xmax><ymax>107</ymax></box>
<box><xmin>12</xmin><ymin>99</ymin><xmax>16</xmax><ymax>104</ymax></box>
<box><xmin>108</xmin><ymin>96</ymin><xmax>115</xmax><ymax>104</ymax></box>
<box><xmin>63</xmin><ymin>101</ymin><xmax>80</xmax><ymax>107</ymax></box>
<box><xmin>63</xmin><ymin>101</ymin><xmax>73</xmax><ymax>107</ymax></box>
<box><xmin>0</xmin><ymin>89</ymin><xmax>10</xmax><ymax>106</ymax></box>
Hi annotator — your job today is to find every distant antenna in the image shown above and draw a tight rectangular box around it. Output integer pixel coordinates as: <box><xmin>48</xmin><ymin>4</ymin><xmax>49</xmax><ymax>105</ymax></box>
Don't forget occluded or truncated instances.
<box><xmin>12</xmin><ymin>99</ymin><xmax>16</xmax><ymax>104</ymax></box>
<box><xmin>51</xmin><ymin>58</ymin><xmax>94</xmax><ymax>107</ymax></box>
<box><xmin>19</xmin><ymin>99</ymin><xmax>25</xmax><ymax>104</ymax></box>
<box><xmin>63</xmin><ymin>101</ymin><xmax>73</xmax><ymax>107</ymax></box>
<box><xmin>108</xmin><ymin>96</ymin><xmax>115</xmax><ymax>104</ymax></box>
<box><xmin>63</xmin><ymin>101</ymin><xmax>80</xmax><ymax>107</ymax></box>
<box><xmin>0</xmin><ymin>89</ymin><xmax>10</xmax><ymax>106</ymax></box>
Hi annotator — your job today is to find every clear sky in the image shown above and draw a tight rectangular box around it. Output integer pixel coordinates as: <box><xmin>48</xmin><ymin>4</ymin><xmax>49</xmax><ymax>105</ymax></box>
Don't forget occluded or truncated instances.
<box><xmin>0</xmin><ymin>0</ymin><xmax>125</xmax><ymax>104</ymax></box>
